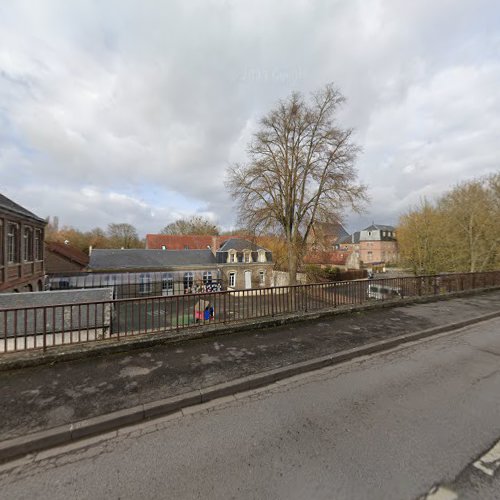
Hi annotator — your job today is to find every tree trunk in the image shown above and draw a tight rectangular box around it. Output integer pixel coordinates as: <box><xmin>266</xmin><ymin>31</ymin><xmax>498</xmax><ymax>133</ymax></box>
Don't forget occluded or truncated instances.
<box><xmin>287</xmin><ymin>246</ymin><xmax>298</xmax><ymax>286</ymax></box>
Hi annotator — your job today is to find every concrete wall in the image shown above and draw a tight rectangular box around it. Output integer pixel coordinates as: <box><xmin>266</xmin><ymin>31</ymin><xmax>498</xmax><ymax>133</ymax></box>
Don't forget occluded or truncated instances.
<box><xmin>271</xmin><ymin>270</ymin><xmax>307</xmax><ymax>287</ymax></box>
<box><xmin>0</xmin><ymin>288</ymin><xmax>113</xmax><ymax>336</ymax></box>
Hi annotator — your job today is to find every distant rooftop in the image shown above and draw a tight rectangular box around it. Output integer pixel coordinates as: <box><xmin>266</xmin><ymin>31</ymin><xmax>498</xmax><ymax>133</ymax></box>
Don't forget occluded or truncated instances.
<box><xmin>89</xmin><ymin>249</ymin><xmax>216</xmax><ymax>270</ymax></box>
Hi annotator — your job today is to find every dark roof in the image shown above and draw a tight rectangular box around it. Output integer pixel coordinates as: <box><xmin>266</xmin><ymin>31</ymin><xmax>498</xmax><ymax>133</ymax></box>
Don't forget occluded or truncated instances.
<box><xmin>0</xmin><ymin>193</ymin><xmax>45</xmax><ymax>223</ymax></box>
<box><xmin>89</xmin><ymin>249</ymin><xmax>216</xmax><ymax>270</ymax></box>
<box><xmin>218</xmin><ymin>238</ymin><xmax>268</xmax><ymax>252</ymax></box>
<box><xmin>45</xmin><ymin>242</ymin><xmax>89</xmax><ymax>266</ymax></box>
<box><xmin>146</xmin><ymin>234</ymin><xmax>214</xmax><ymax>250</ymax></box>
<box><xmin>146</xmin><ymin>234</ymin><xmax>247</xmax><ymax>250</ymax></box>
<box><xmin>314</xmin><ymin>222</ymin><xmax>349</xmax><ymax>241</ymax></box>
<box><xmin>339</xmin><ymin>231</ymin><xmax>360</xmax><ymax>244</ymax></box>
<box><xmin>362</xmin><ymin>224</ymin><xmax>395</xmax><ymax>232</ymax></box>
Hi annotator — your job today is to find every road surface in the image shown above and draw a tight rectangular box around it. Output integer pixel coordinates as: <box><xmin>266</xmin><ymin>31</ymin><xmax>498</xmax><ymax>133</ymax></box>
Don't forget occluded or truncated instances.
<box><xmin>1</xmin><ymin>318</ymin><xmax>499</xmax><ymax>499</ymax></box>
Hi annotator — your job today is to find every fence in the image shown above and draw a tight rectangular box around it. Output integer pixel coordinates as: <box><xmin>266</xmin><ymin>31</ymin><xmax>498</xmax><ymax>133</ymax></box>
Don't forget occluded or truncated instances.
<box><xmin>1</xmin><ymin>270</ymin><xmax>499</xmax><ymax>354</ymax></box>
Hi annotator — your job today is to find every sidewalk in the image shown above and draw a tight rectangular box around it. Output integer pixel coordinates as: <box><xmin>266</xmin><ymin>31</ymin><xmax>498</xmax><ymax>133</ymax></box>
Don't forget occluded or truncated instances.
<box><xmin>1</xmin><ymin>290</ymin><xmax>500</xmax><ymax>442</ymax></box>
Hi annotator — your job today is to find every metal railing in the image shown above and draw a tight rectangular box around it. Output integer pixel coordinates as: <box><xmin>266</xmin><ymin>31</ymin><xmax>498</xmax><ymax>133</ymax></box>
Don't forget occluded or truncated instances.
<box><xmin>1</xmin><ymin>270</ymin><xmax>499</xmax><ymax>354</ymax></box>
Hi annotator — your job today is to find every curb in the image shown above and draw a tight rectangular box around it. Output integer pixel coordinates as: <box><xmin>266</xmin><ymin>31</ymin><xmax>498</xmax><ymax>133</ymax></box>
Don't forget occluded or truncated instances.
<box><xmin>1</xmin><ymin>308</ymin><xmax>499</xmax><ymax>463</ymax></box>
<box><xmin>1</xmin><ymin>285</ymin><xmax>500</xmax><ymax>372</ymax></box>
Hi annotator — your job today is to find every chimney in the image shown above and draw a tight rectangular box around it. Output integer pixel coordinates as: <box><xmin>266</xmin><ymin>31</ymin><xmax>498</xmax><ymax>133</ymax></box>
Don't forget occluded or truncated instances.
<box><xmin>210</xmin><ymin>236</ymin><xmax>218</xmax><ymax>255</ymax></box>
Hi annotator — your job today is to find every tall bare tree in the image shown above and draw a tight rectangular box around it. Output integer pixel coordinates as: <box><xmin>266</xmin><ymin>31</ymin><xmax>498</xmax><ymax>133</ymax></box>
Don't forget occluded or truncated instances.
<box><xmin>107</xmin><ymin>223</ymin><xmax>141</xmax><ymax>249</ymax></box>
<box><xmin>226</xmin><ymin>84</ymin><xmax>367</xmax><ymax>283</ymax></box>
<box><xmin>161</xmin><ymin>216</ymin><xmax>220</xmax><ymax>235</ymax></box>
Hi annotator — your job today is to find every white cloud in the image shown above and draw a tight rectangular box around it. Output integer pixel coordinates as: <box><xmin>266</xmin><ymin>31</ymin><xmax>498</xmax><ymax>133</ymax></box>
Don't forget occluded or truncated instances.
<box><xmin>0</xmin><ymin>0</ymin><xmax>499</xmax><ymax>235</ymax></box>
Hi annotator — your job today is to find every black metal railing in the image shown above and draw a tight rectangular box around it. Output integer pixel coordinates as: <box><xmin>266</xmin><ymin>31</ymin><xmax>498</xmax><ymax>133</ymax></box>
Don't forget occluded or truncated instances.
<box><xmin>1</xmin><ymin>270</ymin><xmax>499</xmax><ymax>354</ymax></box>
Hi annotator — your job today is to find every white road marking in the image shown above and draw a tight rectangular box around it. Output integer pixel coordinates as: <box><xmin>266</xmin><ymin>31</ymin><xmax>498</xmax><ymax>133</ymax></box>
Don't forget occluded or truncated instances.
<box><xmin>422</xmin><ymin>485</ymin><xmax>458</xmax><ymax>500</ymax></box>
<box><xmin>473</xmin><ymin>438</ymin><xmax>500</xmax><ymax>476</ymax></box>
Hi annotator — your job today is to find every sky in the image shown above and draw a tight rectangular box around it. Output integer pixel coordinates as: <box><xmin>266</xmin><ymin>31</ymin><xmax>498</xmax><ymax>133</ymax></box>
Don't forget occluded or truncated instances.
<box><xmin>1</xmin><ymin>0</ymin><xmax>499</xmax><ymax>236</ymax></box>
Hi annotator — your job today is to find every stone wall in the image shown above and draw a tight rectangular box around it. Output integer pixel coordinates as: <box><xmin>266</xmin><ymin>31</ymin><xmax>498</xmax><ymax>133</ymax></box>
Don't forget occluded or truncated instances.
<box><xmin>0</xmin><ymin>288</ymin><xmax>113</xmax><ymax>336</ymax></box>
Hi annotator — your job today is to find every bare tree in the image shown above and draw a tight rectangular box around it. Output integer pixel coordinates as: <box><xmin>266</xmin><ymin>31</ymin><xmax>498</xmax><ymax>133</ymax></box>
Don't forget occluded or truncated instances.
<box><xmin>161</xmin><ymin>216</ymin><xmax>220</xmax><ymax>235</ymax></box>
<box><xmin>226</xmin><ymin>84</ymin><xmax>367</xmax><ymax>284</ymax></box>
<box><xmin>107</xmin><ymin>223</ymin><xmax>141</xmax><ymax>249</ymax></box>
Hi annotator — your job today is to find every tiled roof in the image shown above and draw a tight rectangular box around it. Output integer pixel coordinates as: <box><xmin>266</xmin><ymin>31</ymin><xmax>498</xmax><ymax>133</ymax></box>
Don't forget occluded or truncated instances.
<box><xmin>362</xmin><ymin>224</ymin><xmax>395</xmax><ymax>232</ymax></box>
<box><xmin>89</xmin><ymin>249</ymin><xmax>216</xmax><ymax>270</ymax></box>
<box><xmin>146</xmin><ymin>234</ymin><xmax>248</xmax><ymax>250</ymax></box>
<box><xmin>0</xmin><ymin>193</ymin><xmax>45</xmax><ymax>223</ymax></box>
<box><xmin>45</xmin><ymin>242</ymin><xmax>89</xmax><ymax>266</ymax></box>
<box><xmin>314</xmin><ymin>221</ymin><xmax>349</xmax><ymax>240</ymax></box>
<box><xmin>146</xmin><ymin>234</ymin><xmax>216</xmax><ymax>250</ymax></box>
<box><xmin>303</xmin><ymin>251</ymin><xmax>350</xmax><ymax>266</ymax></box>
<box><xmin>339</xmin><ymin>231</ymin><xmax>360</xmax><ymax>244</ymax></box>
<box><xmin>218</xmin><ymin>238</ymin><xmax>268</xmax><ymax>252</ymax></box>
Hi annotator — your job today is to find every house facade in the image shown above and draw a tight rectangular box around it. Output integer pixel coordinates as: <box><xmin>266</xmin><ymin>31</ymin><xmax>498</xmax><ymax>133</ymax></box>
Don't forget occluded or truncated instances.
<box><xmin>0</xmin><ymin>193</ymin><xmax>45</xmax><ymax>293</ymax></box>
<box><xmin>338</xmin><ymin>224</ymin><xmax>398</xmax><ymax>266</ymax></box>
<box><xmin>358</xmin><ymin>224</ymin><xmax>398</xmax><ymax>264</ymax></box>
<box><xmin>76</xmin><ymin>248</ymin><xmax>220</xmax><ymax>297</ymax></box>
<box><xmin>49</xmin><ymin>238</ymin><xmax>274</xmax><ymax>296</ymax></box>
<box><xmin>216</xmin><ymin>239</ymin><xmax>274</xmax><ymax>289</ymax></box>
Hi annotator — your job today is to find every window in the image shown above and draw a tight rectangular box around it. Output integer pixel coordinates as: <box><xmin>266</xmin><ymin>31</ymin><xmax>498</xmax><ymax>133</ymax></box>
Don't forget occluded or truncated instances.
<box><xmin>162</xmin><ymin>273</ymin><xmax>174</xmax><ymax>293</ymax></box>
<box><xmin>7</xmin><ymin>223</ymin><xmax>19</xmax><ymax>263</ymax></box>
<box><xmin>203</xmin><ymin>271</ymin><xmax>212</xmax><ymax>284</ymax></box>
<box><xmin>59</xmin><ymin>279</ymin><xmax>70</xmax><ymax>290</ymax></box>
<box><xmin>34</xmin><ymin>229</ymin><xmax>43</xmax><ymax>260</ymax></box>
<box><xmin>229</xmin><ymin>251</ymin><xmax>236</xmax><ymax>263</ymax></box>
<box><xmin>244</xmin><ymin>251</ymin><xmax>251</xmax><ymax>263</ymax></box>
<box><xmin>258</xmin><ymin>250</ymin><xmax>266</xmax><ymax>263</ymax></box>
<box><xmin>23</xmin><ymin>227</ymin><xmax>33</xmax><ymax>261</ymax></box>
<box><xmin>139</xmin><ymin>273</ymin><xmax>152</xmax><ymax>294</ymax></box>
<box><xmin>183</xmin><ymin>272</ymin><xmax>194</xmax><ymax>290</ymax></box>
<box><xmin>259</xmin><ymin>271</ymin><xmax>265</xmax><ymax>286</ymax></box>
<box><xmin>229</xmin><ymin>272</ymin><xmax>236</xmax><ymax>288</ymax></box>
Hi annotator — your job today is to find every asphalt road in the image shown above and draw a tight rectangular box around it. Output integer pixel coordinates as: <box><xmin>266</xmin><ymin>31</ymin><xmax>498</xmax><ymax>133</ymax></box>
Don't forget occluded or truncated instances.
<box><xmin>1</xmin><ymin>318</ymin><xmax>499</xmax><ymax>500</ymax></box>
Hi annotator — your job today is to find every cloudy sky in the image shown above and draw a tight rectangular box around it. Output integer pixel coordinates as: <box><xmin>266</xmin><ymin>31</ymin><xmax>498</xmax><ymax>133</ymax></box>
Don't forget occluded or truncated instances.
<box><xmin>1</xmin><ymin>0</ymin><xmax>499</xmax><ymax>236</ymax></box>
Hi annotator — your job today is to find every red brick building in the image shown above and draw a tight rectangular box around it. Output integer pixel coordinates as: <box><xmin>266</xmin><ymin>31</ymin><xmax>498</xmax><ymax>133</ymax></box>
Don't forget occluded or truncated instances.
<box><xmin>0</xmin><ymin>193</ymin><xmax>45</xmax><ymax>293</ymax></box>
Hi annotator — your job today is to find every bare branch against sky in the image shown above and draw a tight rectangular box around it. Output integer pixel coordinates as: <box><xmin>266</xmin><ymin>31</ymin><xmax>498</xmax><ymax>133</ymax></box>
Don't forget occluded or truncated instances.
<box><xmin>1</xmin><ymin>0</ymin><xmax>499</xmax><ymax>235</ymax></box>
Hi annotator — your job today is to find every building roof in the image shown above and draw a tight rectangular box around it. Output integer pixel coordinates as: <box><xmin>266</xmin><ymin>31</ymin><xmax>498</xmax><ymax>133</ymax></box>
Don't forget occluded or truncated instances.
<box><xmin>45</xmin><ymin>242</ymin><xmax>89</xmax><ymax>267</ymax></box>
<box><xmin>313</xmin><ymin>221</ymin><xmax>349</xmax><ymax>241</ymax></box>
<box><xmin>338</xmin><ymin>231</ymin><xmax>360</xmax><ymax>245</ymax></box>
<box><xmin>362</xmin><ymin>224</ymin><xmax>395</xmax><ymax>232</ymax></box>
<box><xmin>89</xmin><ymin>249</ymin><xmax>216</xmax><ymax>270</ymax></box>
<box><xmin>218</xmin><ymin>238</ymin><xmax>268</xmax><ymax>252</ymax></box>
<box><xmin>146</xmin><ymin>234</ymin><xmax>215</xmax><ymax>250</ymax></box>
<box><xmin>303</xmin><ymin>251</ymin><xmax>350</xmax><ymax>266</ymax></box>
<box><xmin>0</xmin><ymin>193</ymin><xmax>45</xmax><ymax>223</ymax></box>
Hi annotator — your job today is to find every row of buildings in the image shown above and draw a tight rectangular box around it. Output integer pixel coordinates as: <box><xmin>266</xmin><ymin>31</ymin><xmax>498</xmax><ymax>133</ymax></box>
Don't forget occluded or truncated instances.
<box><xmin>0</xmin><ymin>192</ymin><xmax>398</xmax><ymax>295</ymax></box>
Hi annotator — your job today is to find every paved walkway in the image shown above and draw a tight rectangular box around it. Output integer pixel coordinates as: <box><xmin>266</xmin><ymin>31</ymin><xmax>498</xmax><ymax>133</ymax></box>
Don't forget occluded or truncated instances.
<box><xmin>1</xmin><ymin>290</ymin><xmax>500</xmax><ymax>441</ymax></box>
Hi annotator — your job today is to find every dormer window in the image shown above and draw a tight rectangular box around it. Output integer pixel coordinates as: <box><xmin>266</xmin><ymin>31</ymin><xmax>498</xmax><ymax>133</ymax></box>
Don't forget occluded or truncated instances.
<box><xmin>244</xmin><ymin>251</ymin><xmax>252</xmax><ymax>263</ymax></box>
<box><xmin>228</xmin><ymin>250</ymin><xmax>237</xmax><ymax>263</ymax></box>
<box><xmin>258</xmin><ymin>250</ymin><xmax>266</xmax><ymax>263</ymax></box>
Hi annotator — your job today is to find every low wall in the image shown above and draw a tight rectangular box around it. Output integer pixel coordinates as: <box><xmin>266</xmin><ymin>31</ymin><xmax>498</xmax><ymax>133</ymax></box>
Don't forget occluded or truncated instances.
<box><xmin>0</xmin><ymin>288</ymin><xmax>113</xmax><ymax>337</ymax></box>
<box><xmin>271</xmin><ymin>271</ymin><xmax>307</xmax><ymax>287</ymax></box>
